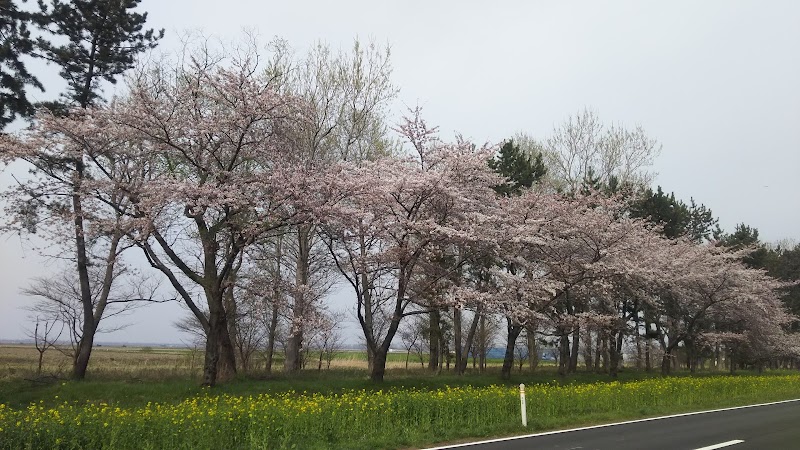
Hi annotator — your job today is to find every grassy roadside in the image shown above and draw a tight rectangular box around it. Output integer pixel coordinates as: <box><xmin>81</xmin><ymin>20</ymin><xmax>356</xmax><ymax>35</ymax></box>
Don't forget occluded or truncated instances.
<box><xmin>1</xmin><ymin>371</ymin><xmax>799</xmax><ymax>449</ymax></box>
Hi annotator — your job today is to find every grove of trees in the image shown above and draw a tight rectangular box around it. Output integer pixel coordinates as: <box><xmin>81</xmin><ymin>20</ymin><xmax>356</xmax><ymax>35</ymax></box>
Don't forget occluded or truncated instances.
<box><xmin>1</xmin><ymin>3</ymin><xmax>798</xmax><ymax>385</ymax></box>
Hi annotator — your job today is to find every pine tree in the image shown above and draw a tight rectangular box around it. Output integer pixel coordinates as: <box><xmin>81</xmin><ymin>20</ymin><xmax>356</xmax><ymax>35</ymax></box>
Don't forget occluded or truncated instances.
<box><xmin>23</xmin><ymin>0</ymin><xmax>163</xmax><ymax>380</ymax></box>
<box><xmin>630</xmin><ymin>186</ymin><xmax>718</xmax><ymax>243</ymax></box>
<box><xmin>0</xmin><ymin>0</ymin><xmax>43</xmax><ymax>128</ymax></box>
<box><xmin>488</xmin><ymin>139</ymin><xmax>547</xmax><ymax>196</ymax></box>
<box><xmin>34</xmin><ymin>0</ymin><xmax>164</xmax><ymax>108</ymax></box>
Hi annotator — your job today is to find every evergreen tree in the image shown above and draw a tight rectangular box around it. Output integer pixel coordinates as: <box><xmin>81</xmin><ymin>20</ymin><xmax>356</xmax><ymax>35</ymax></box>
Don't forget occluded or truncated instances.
<box><xmin>488</xmin><ymin>139</ymin><xmax>547</xmax><ymax>196</ymax></box>
<box><xmin>630</xmin><ymin>186</ymin><xmax>718</xmax><ymax>243</ymax></box>
<box><xmin>630</xmin><ymin>186</ymin><xmax>689</xmax><ymax>239</ymax></box>
<box><xmin>20</xmin><ymin>0</ymin><xmax>163</xmax><ymax>380</ymax></box>
<box><xmin>34</xmin><ymin>0</ymin><xmax>164</xmax><ymax>108</ymax></box>
<box><xmin>686</xmin><ymin>198</ymin><xmax>718</xmax><ymax>243</ymax></box>
<box><xmin>0</xmin><ymin>0</ymin><xmax>43</xmax><ymax>128</ymax></box>
<box><xmin>488</xmin><ymin>139</ymin><xmax>546</xmax><ymax>377</ymax></box>
<box><xmin>719</xmin><ymin>223</ymin><xmax>769</xmax><ymax>269</ymax></box>
<box><xmin>771</xmin><ymin>244</ymin><xmax>800</xmax><ymax>331</ymax></box>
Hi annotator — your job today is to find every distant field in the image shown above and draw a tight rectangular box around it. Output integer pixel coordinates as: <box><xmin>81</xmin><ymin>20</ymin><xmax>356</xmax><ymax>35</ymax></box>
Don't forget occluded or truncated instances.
<box><xmin>0</xmin><ymin>344</ymin><xmax>524</xmax><ymax>381</ymax></box>
<box><xmin>0</xmin><ymin>344</ymin><xmax>201</xmax><ymax>380</ymax></box>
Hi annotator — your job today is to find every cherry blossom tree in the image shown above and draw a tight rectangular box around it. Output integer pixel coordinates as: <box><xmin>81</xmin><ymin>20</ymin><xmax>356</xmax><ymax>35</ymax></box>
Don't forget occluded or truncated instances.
<box><xmin>322</xmin><ymin>110</ymin><xmax>502</xmax><ymax>381</ymax></box>
<box><xmin>254</xmin><ymin>38</ymin><xmax>397</xmax><ymax>373</ymax></box>
<box><xmin>6</xmin><ymin>41</ymin><xmax>352</xmax><ymax>386</ymax></box>
<box><xmin>1</xmin><ymin>108</ymin><xmax>162</xmax><ymax>379</ymax></box>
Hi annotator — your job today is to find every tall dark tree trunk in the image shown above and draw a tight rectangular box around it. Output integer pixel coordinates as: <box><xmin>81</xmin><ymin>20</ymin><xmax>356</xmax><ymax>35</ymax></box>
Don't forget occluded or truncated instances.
<box><xmin>478</xmin><ymin>314</ymin><xmax>486</xmax><ymax>372</ymax></box>
<box><xmin>594</xmin><ymin>332</ymin><xmax>602</xmax><ymax>372</ymax></box>
<box><xmin>202</xmin><ymin>326</ymin><xmax>220</xmax><ymax>386</ymax></box>
<box><xmin>73</xmin><ymin>233</ymin><xmax>121</xmax><ymax>380</ymax></box>
<box><xmin>557</xmin><ymin>329</ymin><xmax>570</xmax><ymax>376</ymax></box>
<box><xmin>569</xmin><ymin>327</ymin><xmax>580</xmax><ymax>373</ymax></box>
<box><xmin>661</xmin><ymin>352</ymin><xmax>672</xmax><ymax>376</ymax></box>
<box><xmin>453</xmin><ymin>307</ymin><xmax>463</xmax><ymax>372</ymax></box>
<box><xmin>582</xmin><ymin>329</ymin><xmax>594</xmax><ymax>371</ymax></box>
<box><xmin>364</xmin><ymin>271</ymin><xmax>410</xmax><ymax>382</ymax></box>
<box><xmin>527</xmin><ymin>326</ymin><xmax>539</xmax><ymax>372</ymax></box>
<box><xmin>224</xmin><ymin>258</ymin><xmax>242</xmax><ymax>371</ymax></box>
<box><xmin>371</xmin><ymin>349</ymin><xmax>389</xmax><ymax>382</ymax></box>
<box><xmin>265</xmin><ymin>300</ymin><xmax>279</xmax><ymax>373</ymax></box>
<box><xmin>456</xmin><ymin>307</ymin><xmax>482</xmax><ymax>375</ymax></box>
<box><xmin>609</xmin><ymin>331</ymin><xmax>624</xmax><ymax>378</ymax></box>
<box><xmin>428</xmin><ymin>310</ymin><xmax>441</xmax><ymax>372</ymax></box>
<box><xmin>501</xmin><ymin>319</ymin><xmax>523</xmax><ymax>380</ymax></box>
<box><xmin>635</xmin><ymin>322</ymin><xmax>643</xmax><ymax>370</ymax></box>
<box><xmin>217</xmin><ymin>310</ymin><xmax>237</xmax><ymax>382</ymax></box>
<box><xmin>73</xmin><ymin>325</ymin><xmax>96</xmax><ymax>380</ymax></box>
<box><xmin>286</xmin><ymin>226</ymin><xmax>311</xmax><ymax>373</ymax></box>
<box><xmin>71</xmin><ymin>159</ymin><xmax>95</xmax><ymax>380</ymax></box>
<box><xmin>202</xmin><ymin>284</ymin><xmax>238</xmax><ymax>386</ymax></box>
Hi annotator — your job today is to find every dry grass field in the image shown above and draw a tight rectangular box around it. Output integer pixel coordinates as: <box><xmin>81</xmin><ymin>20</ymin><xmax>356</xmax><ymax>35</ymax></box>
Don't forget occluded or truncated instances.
<box><xmin>0</xmin><ymin>344</ymin><xmax>473</xmax><ymax>380</ymax></box>
<box><xmin>0</xmin><ymin>344</ymin><xmax>203</xmax><ymax>380</ymax></box>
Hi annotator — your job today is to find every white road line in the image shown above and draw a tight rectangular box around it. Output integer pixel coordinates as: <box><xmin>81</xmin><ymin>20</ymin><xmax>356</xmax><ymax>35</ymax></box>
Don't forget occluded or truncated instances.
<box><xmin>422</xmin><ymin>398</ymin><xmax>800</xmax><ymax>449</ymax></box>
<box><xmin>694</xmin><ymin>440</ymin><xmax>744</xmax><ymax>450</ymax></box>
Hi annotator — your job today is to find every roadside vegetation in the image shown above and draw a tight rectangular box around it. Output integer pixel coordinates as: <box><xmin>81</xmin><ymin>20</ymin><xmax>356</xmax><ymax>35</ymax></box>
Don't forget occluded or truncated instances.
<box><xmin>2</xmin><ymin>345</ymin><xmax>800</xmax><ymax>449</ymax></box>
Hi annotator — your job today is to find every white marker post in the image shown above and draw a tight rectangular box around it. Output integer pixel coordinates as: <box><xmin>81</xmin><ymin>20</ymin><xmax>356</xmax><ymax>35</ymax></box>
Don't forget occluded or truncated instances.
<box><xmin>519</xmin><ymin>383</ymin><xmax>527</xmax><ymax>427</ymax></box>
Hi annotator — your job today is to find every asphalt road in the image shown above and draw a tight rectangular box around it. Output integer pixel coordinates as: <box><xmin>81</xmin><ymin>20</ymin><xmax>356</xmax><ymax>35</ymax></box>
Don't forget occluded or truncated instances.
<box><xmin>426</xmin><ymin>399</ymin><xmax>800</xmax><ymax>450</ymax></box>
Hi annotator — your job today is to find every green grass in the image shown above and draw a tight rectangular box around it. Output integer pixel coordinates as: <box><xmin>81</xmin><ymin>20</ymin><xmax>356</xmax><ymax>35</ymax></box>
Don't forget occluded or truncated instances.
<box><xmin>1</xmin><ymin>344</ymin><xmax>798</xmax><ymax>449</ymax></box>
<box><xmin>0</xmin><ymin>366</ymin><xmax>663</xmax><ymax>409</ymax></box>
<box><xmin>1</xmin><ymin>369</ymin><xmax>800</xmax><ymax>449</ymax></box>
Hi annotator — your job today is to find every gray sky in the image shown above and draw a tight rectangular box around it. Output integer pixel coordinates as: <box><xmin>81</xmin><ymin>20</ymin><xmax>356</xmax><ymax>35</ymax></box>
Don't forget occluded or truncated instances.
<box><xmin>1</xmin><ymin>0</ymin><xmax>798</xmax><ymax>345</ymax></box>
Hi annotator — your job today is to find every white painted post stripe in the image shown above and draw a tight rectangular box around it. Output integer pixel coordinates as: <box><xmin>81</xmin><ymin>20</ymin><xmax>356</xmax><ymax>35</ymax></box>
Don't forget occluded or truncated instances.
<box><xmin>693</xmin><ymin>440</ymin><xmax>745</xmax><ymax>450</ymax></box>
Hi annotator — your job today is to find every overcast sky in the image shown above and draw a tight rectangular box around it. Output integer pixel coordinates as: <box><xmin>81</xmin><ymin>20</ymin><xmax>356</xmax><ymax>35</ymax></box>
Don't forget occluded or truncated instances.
<box><xmin>1</xmin><ymin>0</ymin><xmax>798</xmax><ymax>345</ymax></box>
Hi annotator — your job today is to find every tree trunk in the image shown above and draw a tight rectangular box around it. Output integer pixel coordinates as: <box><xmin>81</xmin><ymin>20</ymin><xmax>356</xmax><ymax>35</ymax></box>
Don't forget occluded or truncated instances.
<box><xmin>557</xmin><ymin>330</ymin><xmax>570</xmax><ymax>376</ymax></box>
<box><xmin>569</xmin><ymin>327</ymin><xmax>580</xmax><ymax>373</ymax></box>
<box><xmin>71</xmin><ymin>159</ymin><xmax>95</xmax><ymax>381</ymax></box>
<box><xmin>267</xmin><ymin>236</ymin><xmax>283</xmax><ymax>373</ymax></box>
<box><xmin>635</xmin><ymin>326</ymin><xmax>643</xmax><ymax>370</ymax></box>
<box><xmin>593</xmin><ymin>332</ymin><xmax>602</xmax><ymax>372</ymax></box>
<box><xmin>202</xmin><ymin>289</ymin><xmax>237</xmax><ymax>386</ymax></box>
<box><xmin>527</xmin><ymin>326</ymin><xmax>539</xmax><ymax>372</ymax></box>
<box><xmin>284</xmin><ymin>332</ymin><xmax>303</xmax><ymax>373</ymax></box>
<box><xmin>582</xmin><ymin>329</ymin><xmax>593</xmax><ymax>371</ymax></box>
<box><xmin>371</xmin><ymin>348</ymin><xmax>389</xmax><ymax>382</ymax></box>
<box><xmin>224</xmin><ymin>275</ymin><xmax>241</xmax><ymax>372</ymax></box>
<box><xmin>609</xmin><ymin>330</ymin><xmax>625</xmax><ymax>378</ymax></box>
<box><xmin>285</xmin><ymin>226</ymin><xmax>311</xmax><ymax>373</ymax></box>
<box><xmin>73</xmin><ymin>324</ymin><xmax>96</xmax><ymax>380</ymax></box>
<box><xmin>478</xmin><ymin>314</ymin><xmax>486</xmax><ymax>372</ymax></box>
<box><xmin>202</xmin><ymin>328</ymin><xmax>220</xmax><ymax>386</ymax></box>
<box><xmin>37</xmin><ymin>351</ymin><xmax>44</xmax><ymax>376</ymax></box>
<box><xmin>456</xmin><ymin>307</ymin><xmax>482</xmax><ymax>375</ymax></box>
<box><xmin>265</xmin><ymin>300</ymin><xmax>279</xmax><ymax>373</ymax></box>
<box><xmin>661</xmin><ymin>352</ymin><xmax>672</xmax><ymax>376</ymax></box>
<box><xmin>453</xmin><ymin>307</ymin><xmax>463</xmax><ymax>372</ymax></box>
<box><xmin>428</xmin><ymin>310</ymin><xmax>441</xmax><ymax>372</ymax></box>
<box><xmin>501</xmin><ymin>320</ymin><xmax>522</xmax><ymax>380</ymax></box>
